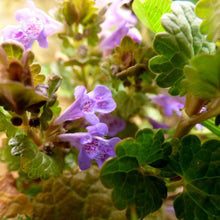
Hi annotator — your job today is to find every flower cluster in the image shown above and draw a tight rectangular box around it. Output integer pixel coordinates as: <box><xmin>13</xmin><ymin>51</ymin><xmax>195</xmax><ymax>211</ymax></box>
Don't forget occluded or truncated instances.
<box><xmin>98</xmin><ymin>0</ymin><xmax>142</xmax><ymax>55</ymax></box>
<box><xmin>56</xmin><ymin>85</ymin><xmax>124</xmax><ymax>170</ymax></box>
<box><xmin>1</xmin><ymin>0</ymin><xmax>63</xmax><ymax>50</ymax></box>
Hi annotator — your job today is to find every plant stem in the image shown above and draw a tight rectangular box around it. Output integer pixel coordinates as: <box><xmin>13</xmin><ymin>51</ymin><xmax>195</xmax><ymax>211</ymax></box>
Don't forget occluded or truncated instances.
<box><xmin>81</xmin><ymin>65</ymin><xmax>88</xmax><ymax>88</ymax></box>
<box><xmin>174</xmin><ymin>96</ymin><xmax>220</xmax><ymax>139</ymax></box>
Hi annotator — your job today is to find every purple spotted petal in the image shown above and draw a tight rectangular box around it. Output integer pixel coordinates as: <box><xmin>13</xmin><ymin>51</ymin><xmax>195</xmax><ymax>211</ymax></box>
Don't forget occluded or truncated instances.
<box><xmin>92</xmin><ymin>136</ymin><xmax>118</xmax><ymax>168</ymax></box>
<box><xmin>98</xmin><ymin>113</ymin><xmax>126</xmax><ymax>136</ymax></box>
<box><xmin>1</xmin><ymin>25</ymin><xmax>33</xmax><ymax>49</ymax></box>
<box><xmin>2</xmin><ymin>0</ymin><xmax>63</xmax><ymax>50</ymax></box>
<box><xmin>58</xmin><ymin>130</ymin><xmax>120</xmax><ymax>170</ymax></box>
<box><xmin>55</xmin><ymin>85</ymin><xmax>117</xmax><ymax>125</ymax></box>
<box><xmin>78</xmin><ymin>147</ymin><xmax>92</xmax><ymax>170</ymax></box>
<box><xmin>81</xmin><ymin>97</ymin><xmax>96</xmax><ymax>114</ymax></box>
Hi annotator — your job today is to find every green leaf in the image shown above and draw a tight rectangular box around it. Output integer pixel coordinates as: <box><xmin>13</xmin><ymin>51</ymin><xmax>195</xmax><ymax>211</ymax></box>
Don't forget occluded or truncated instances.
<box><xmin>40</xmin><ymin>74</ymin><xmax>62</xmax><ymax>130</ymax></box>
<box><xmin>1</xmin><ymin>141</ymin><xmax>21</xmax><ymax>171</ymax></box>
<box><xmin>8</xmin><ymin>135</ymin><xmax>62</xmax><ymax>179</ymax></box>
<box><xmin>101</xmin><ymin>129</ymin><xmax>170</xmax><ymax>218</ymax></box>
<box><xmin>115</xmin><ymin>129</ymin><xmax>172</xmax><ymax>167</ymax></box>
<box><xmin>201</xmin><ymin>119</ymin><xmax>220</xmax><ymax>137</ymax></box>
<box><xmin>149</xmin><ymin>1</ymin><xmax>215</xmax><ymax>95</ymax></box>
<box><xmin>183</xmin><ymin>50</ymin><xmax>220</xmax><ymax>100</ymax></box>
<box><xmin>132</xmin><ymin>0</ymin><xmax>172</xmax><ymax>33</ymax></box>
<box><xmin>114</xmin><ymin>91</ymin><xmax>147</xmax><ymax>119</ymax></box>
<box><xmin>30</xmin><ymin>64</ymin><xmax>45</xmax><ymax>86</ymax></box>
<box><xmin>0</xmin><ymin>109</ymin><xmax>18</xmax><ymax>137</ymax></box>
<box><xmin>171</xmin><ymin>135</ymin><xmax>220</xmax><ymax>219</ymax></box>
<box><xmin>63</xmin><ymin>0</ymin><xmax>97</xmax><ymax>25</ymax></box>
<box><xmin>196</xmin><ymin>0</ymin><xmax>220</xmax><ymax>41</ymax></box>
<box><xmin>0</xmin><ymin>81</ymin><xmax>47</xmax><ymax>114</ymax></box>
<box><xmin>1</xmin><ymin>41</ymin><xmax>24</xmax><ymax>60</ymax></box>
<box><xmin>47</xmin><ymin>73</ymin><xmax>62</xmax><ymax>98</ymax></box>
<box><xmin>33</xmin><ymin>166</ymin><xmax>127</xmax><ymax>220</ymax></box>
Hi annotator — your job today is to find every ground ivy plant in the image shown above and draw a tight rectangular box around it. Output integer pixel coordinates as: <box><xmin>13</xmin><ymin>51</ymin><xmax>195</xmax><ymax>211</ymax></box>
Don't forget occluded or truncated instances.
<box><xmin>0</xmin><ymin>0</ymin><xmax>219</xmax><ymax>220</ymax></box>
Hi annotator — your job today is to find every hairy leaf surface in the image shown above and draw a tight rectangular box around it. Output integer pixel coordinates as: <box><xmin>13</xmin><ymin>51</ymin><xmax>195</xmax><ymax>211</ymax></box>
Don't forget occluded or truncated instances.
<box><xmin>149</xmin><ymin>1</ymin><xmax>215</xmax><ymax>95</ymax></box>
<box><xmin>8</xmin><ymin>135</ymin><xmax>62</xmax><ymax>179</ymax></box>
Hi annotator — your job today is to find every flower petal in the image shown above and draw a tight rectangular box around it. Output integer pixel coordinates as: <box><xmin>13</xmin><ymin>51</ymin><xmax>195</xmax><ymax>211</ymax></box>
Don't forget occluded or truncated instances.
<box><xmin>54</xmin><ymin>98</ymin><xmax>83</xmax><ymax>125</ymax></box>
<box><xmin>96</xmin><ymin>98</ymin><xmax>117</xmax><ymax>113</ymax></box>
<box><xmin>88</xmin><ymin>85</ymin><xmax>113</xmax><ymax>100</ymax></box>
<box><xmin>58</xmin><ymin>133</ymin><xmax>91</xmax><ymax>151</ymax></box>
<box><xmin>84</xmin><ymin>113</ymin><xmax>100</xmax><ymax>125</ymax></box>
<box><xmin>86</xmin><ymin>123</ymin><xmax>109</xmax><ymax>136</ymax></box>
<box><xmin>78</xmin><ymin>147</ymin><xmax>92</xmax><ymax>170</ymax></box>
<box><xmin>98</xmin><ymin>114</ymin><xmax>125</xmax><ymax>136</ymax></box>
<box><xmin>74</xmin><ymin>85</ymin><xmax>87</xmax><ymax>99</ymax></box>
<box><xmin>37</xmin><ymin>31</ymin><xmax>49</xmax><ymax>48</ymax></box>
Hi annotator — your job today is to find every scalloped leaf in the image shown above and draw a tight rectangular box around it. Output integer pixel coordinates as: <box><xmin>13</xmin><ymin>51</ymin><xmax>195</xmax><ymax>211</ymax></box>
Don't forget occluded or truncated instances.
<box><xmin>101</xmin><ymin>129</ymin><xmax>171</xmax><ymax>218</ymax></box>
<box><xmin>8</xmin><ymin>135</ymin><xmax>62</xmax><ymax>180</ymax></box>
<box><xmin>33</xmin><ymin>166</ymin><xmax>127</xmax><ymax>220</ymax></box>
<box><xmin>132</xmin><ymin>0</ymin><xmax>172</xmax><ymax>33</ymax></box>
<box><xmin>1</xmin><ymin>139</ymin><xmax>21</xmax><ymax>171</ymax></box>
<box><xmin>171</xmin><ymin>135</ymin><xmax>220</xmax><ymax>219</ymax></box>
<box><xmin>1</xmin><ymin>41</ymin><xmax>24</xmax><ymax>60</ymax></box>
<box><xmin>196</xmin><ymin>0</ymin><xmax>220</xmax><ymax>41</ymax></box>
<box><xmin>149</xmin><ymin>1</ymin><xmax>215</xmax><ymax>95</ymax></box>
<box><xmin>182</xmin><ymin>50</ymin><xmax>220</xmax><ymax>100</ymax></box>
<box><xmin>30</xmin><ymin>64</ymin><xmax>45</xmax><ymax>86</ymax></box>
<box><xmin>115</xmin><ymin>129</ymin><xmax>172</xmax><ymax>167</ymax></box>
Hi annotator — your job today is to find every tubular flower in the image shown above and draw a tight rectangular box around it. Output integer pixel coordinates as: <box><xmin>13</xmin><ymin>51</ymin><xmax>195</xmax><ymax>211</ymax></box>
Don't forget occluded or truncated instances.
<box><xmin>1</xmin><ymin>0</ymin><xmax>63</xmax><ymax>50</ymax></box>
<box><xmin>98</xmin><ymin>113</ymin><xmax>126</xmax><ymax>136</ymax></box>
<box><xmin>54</xmin><ymin>85</ymin><xmax>117</xmax><ymax>125</ymax></box>
<box><xmin>98</xmin><ymin>0</ymin><xmax>142</xmax><ymax>55</ymax></box>
<box><xmin>58</xmin><ymin>123</ymin><xmax>120</xmax><ymax>170</ymax></box>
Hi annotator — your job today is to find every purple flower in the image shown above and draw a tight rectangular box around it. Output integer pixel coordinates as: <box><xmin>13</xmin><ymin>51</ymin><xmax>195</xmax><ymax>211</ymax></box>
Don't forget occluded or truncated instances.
<box><xmin>146</xmin><ymin>116</ymin><xmax>169</xmax><ymax>130</ymax></box>
<box><xmin>150</xmin><ymin>94</ymin><xmax>203</xmax><ymax>130</ymax></box>
<box><xmin>151</xmin><ymin>94</ymin><xmax>185</xmax><ymax>117</ymax></box>
<box><xmin>54</xmin><ymin>85</ymin><xmax>117</xmax><ymax>125</ymax></box>
<box><xmin>98</xmin><ymin>113</ymin><xmax>126</xmax><ymax>136</ymax></box>
<box><xmin>98</xmin><ymin>0</ymin><xmax>142</xmax><ymax>55</ymax></box>
<box><xmin>58</xmin><ymin>123</ymin><xmax>120</xmax><ymax>170</ymax></box>
<box><xmin>1</xmin><ymin>0</ymin><xmax>63</xmax><ymax>50</ymax></box>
